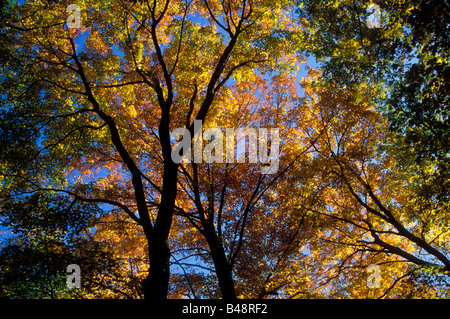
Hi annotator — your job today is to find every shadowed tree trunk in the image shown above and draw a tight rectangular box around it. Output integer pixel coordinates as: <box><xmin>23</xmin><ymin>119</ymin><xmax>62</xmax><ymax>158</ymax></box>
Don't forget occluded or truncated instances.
<box><xmin>205</xmin><ymin>229</ymin><xmax>237</xmax><ymax>300</ymax></box>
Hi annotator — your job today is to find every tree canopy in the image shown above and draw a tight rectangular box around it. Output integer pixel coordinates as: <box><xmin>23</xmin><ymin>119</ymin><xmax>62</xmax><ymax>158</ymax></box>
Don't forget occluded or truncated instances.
<box><xmin>0</xmin><ymin>0</ymin><xmax>448</xmax><ymax>299</ymax></box>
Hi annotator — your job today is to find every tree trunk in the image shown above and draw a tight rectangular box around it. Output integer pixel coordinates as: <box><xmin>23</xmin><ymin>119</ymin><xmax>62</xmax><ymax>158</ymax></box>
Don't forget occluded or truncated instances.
<box><xmin>206</xmin><ymin>231</ymin><xmax>237</xmax><ymax>300</ymax></box>
<box><xmin>143</xmin><ymin>160</ymin><xmax>179</xmax><ymax>300</ymax></box>
<box><xmin>143</xmin><ymin>235</ymin><xmax>171</xmax><ymax>300</ymax></box>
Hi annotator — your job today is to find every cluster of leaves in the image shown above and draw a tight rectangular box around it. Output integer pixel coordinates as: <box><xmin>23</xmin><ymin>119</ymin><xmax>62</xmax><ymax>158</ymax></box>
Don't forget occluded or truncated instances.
<box><xmin>296</xmin><ymin>0</ymin><xmax>449</xmax><ymax>201</ymax></box>
<box><xmin>0</xmin><ymin>192</ymin><xmax>142</xmax><ymax>298</ymax></box>
<box><xmin>387</xmin><ymin>0</ymin><xmax>449</xmax><ymax>203</ymax></box>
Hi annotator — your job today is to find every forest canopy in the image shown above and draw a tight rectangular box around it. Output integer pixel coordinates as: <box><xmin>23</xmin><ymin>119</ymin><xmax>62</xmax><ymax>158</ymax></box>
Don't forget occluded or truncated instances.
<box><xmin>0</xmin><ymin>0</ymin><xmax>449</xmax><ymax>299</ymax></box>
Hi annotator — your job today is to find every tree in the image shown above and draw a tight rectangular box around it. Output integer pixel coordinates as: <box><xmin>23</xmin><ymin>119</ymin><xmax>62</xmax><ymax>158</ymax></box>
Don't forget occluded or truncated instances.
<box><xmin>289</xmin><ymin>69</ymin><xmax>450</xmax><ymax>298</ymax></box>
<box><xmin>0</xmin><ymin>0</ymin><xmax>303</xmax><ymax>300</ymax></box>
<box><xmin>386</xmin><ymin>0</ymin><xmax>449</xmax><ymax>203</ymax></box>
<box><xmin>2</xmin><ymin>0</ymin><xmax>447</xmax><ymax>300</ymax></box>
<box><xmin>0</xmin><ymin>192</ymin><xmax>137</xmax><ymax>298</ymax></box>
<box><xmin>296</xmin><ymin>0</ymin><xmax>449</xmax><ymax>201</ymax></box>
<box><xmin>168</xmin><ymin>71</ymin><xmax>318</xmax><ymax>299</ymax></box>
<box><xmin>293</xmin><ymin>1</ymin><xmax>449</xmax><ymax>297</ymax></box>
